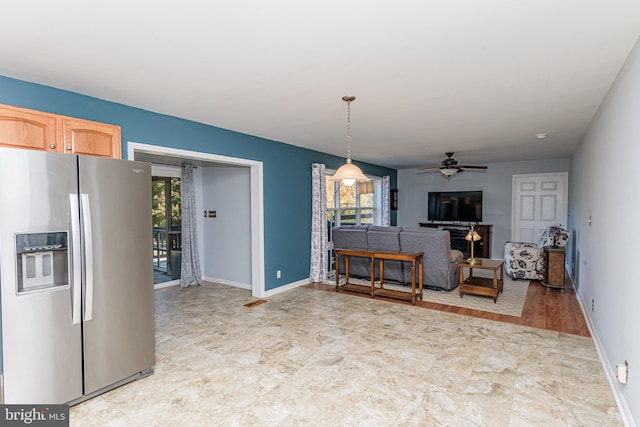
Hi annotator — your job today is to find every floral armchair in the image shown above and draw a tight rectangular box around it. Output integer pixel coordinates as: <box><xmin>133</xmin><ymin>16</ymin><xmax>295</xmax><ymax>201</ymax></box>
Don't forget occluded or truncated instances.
<box><xmin>504</xmin><ymin>225</ymin><xmax>569</xmax><ymax>280</ymax></box>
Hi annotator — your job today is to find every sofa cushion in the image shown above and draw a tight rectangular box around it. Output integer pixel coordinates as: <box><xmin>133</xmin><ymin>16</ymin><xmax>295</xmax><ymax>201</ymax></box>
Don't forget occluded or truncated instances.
<box><xmin>399</xmin><ymin>229</ymin><xmax>459</xmax><ymax>290</ymax></box>
<box><xmin>332</xmin><ymin>227</ymin><xmax>368</xmax><ymax>249</ymax></box>
<box><xmin>368</xmin><ymin>225</ymin><xmax>402</xmax><ymax>233</ymax></box>
<box><xmin>367</xmin><ymin>226</ymin><xmax>403</xmax><ymax>282</ymax></box>
<box><xmin>332</xmin><ymin>226</ymin><xmax>370</xmax><ymax>277</ymax></box>
<box><xmin>401</xmin><ymin>226</ymin><xmax>436</xmax><ymax>233</ymax></box>
<box><xmin>367</xmin><ymin>230</ymin><xmax>401</xmax><ymax>251</ymax></box>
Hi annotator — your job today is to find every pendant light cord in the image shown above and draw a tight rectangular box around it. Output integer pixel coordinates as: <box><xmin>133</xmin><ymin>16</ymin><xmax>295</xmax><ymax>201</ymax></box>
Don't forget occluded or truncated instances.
<box><xmin>346</xmin><ymin>99</ymin><xmax>352</xmax><ymax>162</ymax></box>
<box><xmin>342</xmin><ymin>95</ymin><xmax>355</xmax><ymax>163</ymax></box>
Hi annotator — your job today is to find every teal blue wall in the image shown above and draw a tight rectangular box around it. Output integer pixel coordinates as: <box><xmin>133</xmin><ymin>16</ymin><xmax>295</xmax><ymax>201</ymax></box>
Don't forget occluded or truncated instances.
<box><xmin>0</xmin><ymin>75</ymin><xmax>397</xmax><ymax>291</ymax></box>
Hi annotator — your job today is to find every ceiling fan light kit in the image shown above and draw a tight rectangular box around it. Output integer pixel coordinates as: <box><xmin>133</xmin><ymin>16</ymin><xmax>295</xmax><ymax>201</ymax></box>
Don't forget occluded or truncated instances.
<box><xmin>417</xmin><ymin>152</ymin><xmax>488</xmax><ymax>178</ymax></box>
<box><xmin>332</xmin><ymin>95</ymin><xmax>369</xmax><ymax>186</ymax></box>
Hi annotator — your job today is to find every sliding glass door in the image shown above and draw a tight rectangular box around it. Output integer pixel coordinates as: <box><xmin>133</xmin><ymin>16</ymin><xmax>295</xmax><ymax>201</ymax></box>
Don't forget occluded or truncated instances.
<box><xmin>152</xmin><ymin>176</ymin><xmax>182</xmax><ymax>284</ymax></box>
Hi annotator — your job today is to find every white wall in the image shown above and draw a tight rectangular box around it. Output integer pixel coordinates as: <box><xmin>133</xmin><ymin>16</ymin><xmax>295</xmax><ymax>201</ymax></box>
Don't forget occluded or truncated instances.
<box><xmin>569</xmin><ymin>37</ymin><xmax>640</xmax><ymax>426</ymax></box>
<box><xmin>201</xmin><ymin>165</ymin><xmax>252</xmax><ymax>287</ymax></box>
<box><xmin>397</xmin><ymin>157</ymin><xmax>570</xmax><ymax>257</ymax></box>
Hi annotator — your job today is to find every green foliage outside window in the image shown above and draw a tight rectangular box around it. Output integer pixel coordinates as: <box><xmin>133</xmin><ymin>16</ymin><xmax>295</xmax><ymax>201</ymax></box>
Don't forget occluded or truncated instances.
<box><xmin>152</xmin><ymin>178</ymin><xmax>181</xmax><ymax>229</ymax></box>
<box><xmin>325</xmin><ymin>177</ymin><xmax>376</xmax><ymax>226</ymax></box>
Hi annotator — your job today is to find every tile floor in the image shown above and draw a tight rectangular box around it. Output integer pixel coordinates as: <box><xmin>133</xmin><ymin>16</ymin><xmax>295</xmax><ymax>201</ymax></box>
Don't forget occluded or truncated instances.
<box><xmin>71</xmin><ymin>282</ymin><xmax>622</xmax><ymax>426</ymax></box>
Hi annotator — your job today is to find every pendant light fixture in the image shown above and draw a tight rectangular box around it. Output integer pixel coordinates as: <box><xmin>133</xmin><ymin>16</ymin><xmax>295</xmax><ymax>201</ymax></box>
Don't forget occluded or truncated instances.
<box><xmin>332</xmin><ymin>96</ymin><xmax>369</xmax><ymax>186</ymax></box>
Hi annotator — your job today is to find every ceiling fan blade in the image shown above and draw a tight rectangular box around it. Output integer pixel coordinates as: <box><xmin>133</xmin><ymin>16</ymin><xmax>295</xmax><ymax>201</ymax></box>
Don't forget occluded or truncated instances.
<box><xmin>457</xmin><ymin>165</ymin><xmax>488</xmax><ymax>170</ymax></box>
<box><xmin>416</xmin><ymin>165</ymin><xmax>441</xmax><ymax>171</ymax></box>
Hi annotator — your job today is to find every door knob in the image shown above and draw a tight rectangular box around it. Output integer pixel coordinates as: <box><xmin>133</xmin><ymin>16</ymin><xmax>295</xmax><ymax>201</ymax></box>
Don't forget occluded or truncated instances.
<box><xmin>49</xmin><ymin>144</ymin><xmax>56</xmax><ymax>149</ymax></box>
<box><xmin>66</xmin><ymin>146</ymin><xmax>72</xmax><ymax>151</ymax></box>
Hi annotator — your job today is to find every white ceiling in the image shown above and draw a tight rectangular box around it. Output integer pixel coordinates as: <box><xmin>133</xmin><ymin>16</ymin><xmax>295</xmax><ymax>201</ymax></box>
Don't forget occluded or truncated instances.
<box><xmin>1</xmin><ymin>1</ymin><xmax>639</xmax><ymax>170</ymax></box>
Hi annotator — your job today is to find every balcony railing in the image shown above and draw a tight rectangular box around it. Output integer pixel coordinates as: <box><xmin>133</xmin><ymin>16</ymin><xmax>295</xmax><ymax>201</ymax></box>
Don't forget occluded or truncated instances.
<box><xmin>152</xmin><ymin>228</ymin><xmax>182</xmax><ymax>275</ymax></box>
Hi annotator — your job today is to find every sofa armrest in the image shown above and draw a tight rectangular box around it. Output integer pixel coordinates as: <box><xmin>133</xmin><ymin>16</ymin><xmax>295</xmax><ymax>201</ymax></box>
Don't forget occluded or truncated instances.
<box><xmin>450</xmin><ymin>249</ymin><xmax>463</xmax><ymax>263</ymax></box>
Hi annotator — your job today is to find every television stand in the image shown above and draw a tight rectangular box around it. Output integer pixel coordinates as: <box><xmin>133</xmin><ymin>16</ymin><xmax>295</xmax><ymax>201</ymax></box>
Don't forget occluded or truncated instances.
<box><xmin>419</xmin><ymin>222</ymin><xmax>492</xmax><ymax>259</ymax></box>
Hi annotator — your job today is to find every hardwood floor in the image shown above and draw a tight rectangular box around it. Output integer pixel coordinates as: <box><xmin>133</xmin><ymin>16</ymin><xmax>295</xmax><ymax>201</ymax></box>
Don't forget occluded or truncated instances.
<box><xmin>305</xmin><ymin>273</ymin><xmax>590</xmax><ymax>337</ymax></box>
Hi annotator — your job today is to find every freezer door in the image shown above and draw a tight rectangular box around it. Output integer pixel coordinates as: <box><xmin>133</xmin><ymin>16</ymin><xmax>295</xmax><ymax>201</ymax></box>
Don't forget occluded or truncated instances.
<box><xmin>0</xmin><ymin>148</ymin><xmax>83</xmax><ymax>404</ymax></box>
<box><xmin>78</xmin><ymin>156</ymin><xmax>155</xmax><ymax>394</ymax></box>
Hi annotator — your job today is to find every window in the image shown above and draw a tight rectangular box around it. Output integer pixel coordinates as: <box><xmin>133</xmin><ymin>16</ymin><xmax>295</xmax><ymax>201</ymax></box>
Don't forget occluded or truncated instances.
<box><xmin>324</xmin><ymin>173</ymin><xmax>383</xmax><ymax>273</ymax></box>
<box><xmin>325</xmin><ymin>175</ymin><xmax>382</xmax><ymax>230</ymax></box>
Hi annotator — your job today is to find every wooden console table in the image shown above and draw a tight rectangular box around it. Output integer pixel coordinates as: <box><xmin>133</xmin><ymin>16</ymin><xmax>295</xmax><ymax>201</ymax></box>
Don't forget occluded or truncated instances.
<box><xmin>459</xmin><ymin>258</ymin><xmax>504</xmax><ymax>303</ymax></box>
<box><xmin>419</xmin><ymin>222</ymin><xmax>492</xmax><ymax>258</ymax></box>
<box><xmin>335</xmin><ymin>248</ymin><xmax>424</xmax><ymax>305</ymax></box>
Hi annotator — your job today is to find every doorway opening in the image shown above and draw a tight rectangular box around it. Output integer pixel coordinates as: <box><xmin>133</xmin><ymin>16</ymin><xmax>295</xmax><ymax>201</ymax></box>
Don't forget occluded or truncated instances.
<box><xmin>128</xmin><ymin>142</ymin><xmax>265</xmax><ymax>298</ymax></box>
<box><xmin>152</xmin><ymin>175</ymin><xmax>182</xmax><ymax>285</ymax></box>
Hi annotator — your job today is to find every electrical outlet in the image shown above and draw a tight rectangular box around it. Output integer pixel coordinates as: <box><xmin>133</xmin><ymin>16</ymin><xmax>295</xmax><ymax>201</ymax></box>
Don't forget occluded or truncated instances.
<box><xmin>591</xmin><ymin>299</ymin><xmax>595</xmax><ymax>312</ymax></box>
<box><xmin>616</xmin><ymin>360</ymin><xmax>629</xmax><ymax>384</ymax></box>
<box><xmin>276</xmin><ymin>270</ymin><xmax>281</xmax><ymax>279</ymax></box>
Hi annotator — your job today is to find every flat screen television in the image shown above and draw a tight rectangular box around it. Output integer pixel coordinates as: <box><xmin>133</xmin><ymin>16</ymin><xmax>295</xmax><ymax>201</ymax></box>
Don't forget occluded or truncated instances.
<box><xmin>427</xmin><ymin>191</ymin><xmax>483</xmax><ymax>222</ymax></box>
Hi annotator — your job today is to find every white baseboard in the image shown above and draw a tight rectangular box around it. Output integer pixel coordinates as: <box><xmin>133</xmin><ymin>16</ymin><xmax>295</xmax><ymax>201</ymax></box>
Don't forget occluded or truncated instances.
<box><xmin>263</xmin><ymin>278</ymin><xmax>310</xmax><ymax>297</ymax></box>
<box><xmin>154</xmin><ymin>277</ymin><xmax>253</xmax><ymax>291</ymax></box>
<box><xmin>202</xmin><ymin>276</ymin><xmax>251</xmax><ymax>290</ymax></box>
<box><xmin>569</xmin><ymin>273</ymin><xmax>635</xmax><ymax>427</ymax></box>
<box><xmin>195</xmin><ymin>276</ymin><xmax>309</xmax><ymax>297</ymax></box>
<box><xmin>154</xmin><ymin>279</ymin><xmax>180</xmax><ymax>290</ymax></box>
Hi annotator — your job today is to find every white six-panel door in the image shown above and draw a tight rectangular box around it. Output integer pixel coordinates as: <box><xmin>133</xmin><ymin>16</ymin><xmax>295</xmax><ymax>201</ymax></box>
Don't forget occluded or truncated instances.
<box><xmin>511</xmin><ymin>172</ymin><xmax>568</xmax><ymax>243</ymax></box>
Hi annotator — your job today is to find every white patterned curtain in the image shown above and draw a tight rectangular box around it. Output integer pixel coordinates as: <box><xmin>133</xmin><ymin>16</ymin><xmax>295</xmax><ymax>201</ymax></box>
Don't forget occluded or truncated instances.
<box><xmin>309</xmin><ymin>163</ymin><xmax>328</xmax><ymax>283</ymax></box>
<box><xmin>180</xmin><ymin>164</ymin><xmax>202</xmax><ymax>287</ymax></box>
<box><xmin>382</xmin><ymin>175</ymin><xmax>391</xmax><ymax>226</ymax></box>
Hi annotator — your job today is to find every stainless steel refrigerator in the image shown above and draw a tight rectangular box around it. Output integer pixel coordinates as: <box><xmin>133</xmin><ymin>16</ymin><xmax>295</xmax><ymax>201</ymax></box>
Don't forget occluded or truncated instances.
<box><xmin>0</xmin><ymin>147</ymin><xmax>155</xmax><ymax>404</ymax></box>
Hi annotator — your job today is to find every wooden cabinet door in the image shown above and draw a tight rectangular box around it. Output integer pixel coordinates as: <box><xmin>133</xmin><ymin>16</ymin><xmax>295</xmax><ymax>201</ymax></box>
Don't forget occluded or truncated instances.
<box><xmin>61</xmin><ymin>117</ymin><xmax>122</xmax><ymax>158</ymax></box>
<box><xmin>0</xmin><ymin>105</ymin><xmax>59</xmax><ymax>152</ymax></box>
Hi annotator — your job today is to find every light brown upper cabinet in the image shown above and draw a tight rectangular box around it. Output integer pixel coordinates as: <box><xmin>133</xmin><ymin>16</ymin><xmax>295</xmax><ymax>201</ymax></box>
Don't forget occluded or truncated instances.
<box><xmin>0</xmin><ymin>104</ymin><xmax>122</xmax><ymax>159</ymax></box>
<box><xmin>0</xmin><ymin>104</ymin><xmax>58</xmax><ymax>152</ymax></box>
<box><xmin>61</xmin><ymin>117</ymin><xmax>121</xmax><ymax>158</ymax></box>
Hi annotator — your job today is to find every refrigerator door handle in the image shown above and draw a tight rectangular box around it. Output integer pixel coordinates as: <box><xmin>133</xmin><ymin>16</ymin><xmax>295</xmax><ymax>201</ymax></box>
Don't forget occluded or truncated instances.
<box><xmin>81</xmin><ymin>193</ymin><xmax>94</xmax><ymax>322</ymax></box>
<box><xmin>70</xmin><ymin>194</ymin><xmax>82</xmax><ymax>325</ymax></box>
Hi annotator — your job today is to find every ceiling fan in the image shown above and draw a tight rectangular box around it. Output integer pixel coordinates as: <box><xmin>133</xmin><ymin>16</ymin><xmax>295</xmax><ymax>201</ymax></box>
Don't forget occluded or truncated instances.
<box><xmin>416</xmin><ymin>152</ymin><xmax>488</xmax><ymax>177</ymax></box>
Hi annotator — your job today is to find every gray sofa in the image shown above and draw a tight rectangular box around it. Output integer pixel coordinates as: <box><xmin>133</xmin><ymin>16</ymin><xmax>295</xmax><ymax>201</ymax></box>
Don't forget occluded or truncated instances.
<box><xmin>332</xmin><ymin>225</ymin><xmax>463</xmax><ymax>291</ymax></box>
